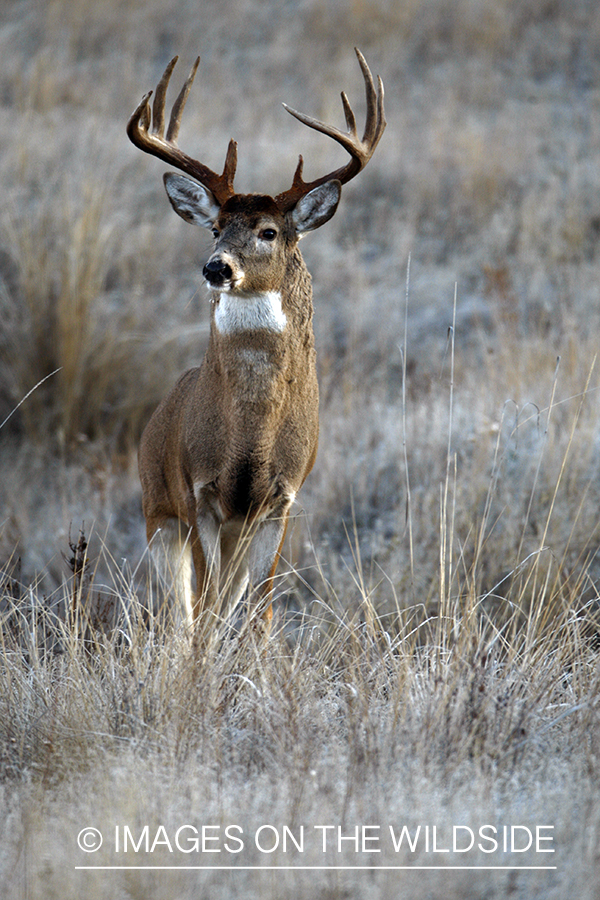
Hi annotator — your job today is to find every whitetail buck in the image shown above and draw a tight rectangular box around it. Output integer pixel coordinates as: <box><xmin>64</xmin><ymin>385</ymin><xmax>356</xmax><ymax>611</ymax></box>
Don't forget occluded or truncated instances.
<box><xmin>127</xmin><ymin>48</ymin><xmax>385</xmax><ymax>630</ymax></box>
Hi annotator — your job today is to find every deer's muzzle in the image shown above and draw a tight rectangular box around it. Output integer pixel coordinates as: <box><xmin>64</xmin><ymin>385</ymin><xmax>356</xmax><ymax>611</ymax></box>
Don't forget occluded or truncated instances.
<box><xmin>203</xmin><ymin>257</ymin><xmax>234</xmax><ymax>287</ymax></box>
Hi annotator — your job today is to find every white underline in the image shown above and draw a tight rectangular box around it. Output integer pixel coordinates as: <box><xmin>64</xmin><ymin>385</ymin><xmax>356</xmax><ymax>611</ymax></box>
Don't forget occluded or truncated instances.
<box><xmin>75</xmin><ymin>865</ymin><xmax>557</xmax><ymax>871</ymax></box>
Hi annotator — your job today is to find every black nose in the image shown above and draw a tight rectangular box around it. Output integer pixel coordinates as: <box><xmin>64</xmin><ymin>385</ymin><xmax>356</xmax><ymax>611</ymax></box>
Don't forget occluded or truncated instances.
<box><xmin>203</xmin><ymin>258</ymin><xmax>233</xmax><ymax>286</ymax></box>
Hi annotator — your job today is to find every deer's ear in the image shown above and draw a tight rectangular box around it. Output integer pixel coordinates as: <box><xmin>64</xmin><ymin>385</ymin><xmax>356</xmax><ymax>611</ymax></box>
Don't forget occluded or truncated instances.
<box><xmin>163</xmin><ymin>173</ymin><xmax>221</xmax><ymax>228</ymax></box>
<box><xmin>291</xmin><ymin>180</ymin><xmax>341</xmax><ymax>236</ymax></box>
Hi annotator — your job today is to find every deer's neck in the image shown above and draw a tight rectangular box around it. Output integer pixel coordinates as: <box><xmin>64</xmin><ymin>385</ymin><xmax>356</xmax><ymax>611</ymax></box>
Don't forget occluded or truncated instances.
<box><xmin>205</xmin><ymin>250</ymin><xmax>315</xmax><ymax>416</ymax></box>
<box><xmin>213</xmin><ymin>290</ymin><xmax>287</xmax><ymax>336</ymax></box>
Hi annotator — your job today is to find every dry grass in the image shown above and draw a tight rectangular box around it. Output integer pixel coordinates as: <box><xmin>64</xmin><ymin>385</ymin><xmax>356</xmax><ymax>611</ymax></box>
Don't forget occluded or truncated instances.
<box><xmin>0</xmin><ymin>508</ymin><xmax>599</xmax><ymax>897</ymax></box>
<box><xmin>0</xmin><ymin>527</ymin><xmax>599</xmax><ymax>899</ymax></box>
<box><xmin>1</xmin><ymin>0</ymin><xmax>600</xmax><ymax>897</ymax></box>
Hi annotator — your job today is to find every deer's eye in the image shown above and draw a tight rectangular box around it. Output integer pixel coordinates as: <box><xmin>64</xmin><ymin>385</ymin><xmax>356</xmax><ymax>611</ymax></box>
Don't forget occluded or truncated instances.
<box><xmin>260</xmin><ymin>228</ymin><xmax>277</xmax><ymax>241</ymax></box>
<box><xmin>211</xmin><ymin>228</ymin><xmax>220</xmax><ymax>239</ymax></box>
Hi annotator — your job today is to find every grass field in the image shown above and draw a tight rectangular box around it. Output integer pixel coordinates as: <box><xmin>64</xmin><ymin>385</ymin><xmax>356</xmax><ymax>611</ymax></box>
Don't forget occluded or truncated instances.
<box><xmin>1</xmin><ymin>0</ymin><xmax>600</xmax><ymax>897</ymax></box>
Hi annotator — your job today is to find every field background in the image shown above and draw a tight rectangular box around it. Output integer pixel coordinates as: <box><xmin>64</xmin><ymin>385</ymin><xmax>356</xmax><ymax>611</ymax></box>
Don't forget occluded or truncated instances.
<box><xmin>1</xmin><ymin>0</ymin><xmax>600</xmax><ymax>897</ymax></box>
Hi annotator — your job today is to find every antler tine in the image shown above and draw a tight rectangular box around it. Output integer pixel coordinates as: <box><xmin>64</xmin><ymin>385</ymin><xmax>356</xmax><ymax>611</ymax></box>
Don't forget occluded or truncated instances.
<box><xmin>127</xmin><ymin>56</ymin><xmax>237</xmax><ymax>205</ymax></box>
<box><xmin>340</xmin><ymin>91</ymin><xmax>358</xmax><ymax>137</ymax></box>
<box><xmin>355</xmin><ymin>47</ymin><xmax>383</xmax><ymax>147</ymax></box>
<box><xmin>166</xmin><ymin>56</ymin><xmax>199</xmax><ymax>142</ymax></box>
<box><xmin>152</xmin><ymin>55</ymin><xmax>179</xmax><ymax>138</ymax></box>
<box><xmin>276</xmin><ymin>47</ymin><xmax>386</xmax><ymax>213</ymax></box>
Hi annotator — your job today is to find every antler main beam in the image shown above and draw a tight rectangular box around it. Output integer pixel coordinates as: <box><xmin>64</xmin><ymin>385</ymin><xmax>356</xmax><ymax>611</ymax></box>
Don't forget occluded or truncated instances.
<box><xmin>275</xmin><ymin>47</ymin><xmax>386</xmax><ymax>213</ymax></box>
<box><xmin>127</xmin><ymin>49</ymin><xmax>384</xmax><ymax>214</ymax></box>
<box><xmin>126</xmin><ymin>56</ymin><xmax>238</xmax><ymax>206</ymax></box>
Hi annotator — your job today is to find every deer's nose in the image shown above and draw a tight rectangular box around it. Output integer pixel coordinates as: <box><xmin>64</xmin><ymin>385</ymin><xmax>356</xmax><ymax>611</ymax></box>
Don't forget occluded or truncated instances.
<box><xmin>203</xmin><ymin>257</ymin><xmax>233</xmax><ymax>286</ymax></box>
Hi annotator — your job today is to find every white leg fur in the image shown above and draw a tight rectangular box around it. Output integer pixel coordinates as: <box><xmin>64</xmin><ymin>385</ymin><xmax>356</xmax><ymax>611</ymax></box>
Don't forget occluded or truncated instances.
<box><xmin>219</xmin><ymin>523</ymin><xmax>250</xmax><ymax>613</ymax></box>
<box><xmin>150</xmin><ymin>520</ymin><xmax>194</xmax><ymax>629</ymax></box>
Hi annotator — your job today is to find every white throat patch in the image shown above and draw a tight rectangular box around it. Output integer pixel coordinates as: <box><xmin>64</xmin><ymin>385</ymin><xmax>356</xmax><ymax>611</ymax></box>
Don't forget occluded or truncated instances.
<box><xmin>214</xmin><ymin>291</ymin><xmax>287</xmax><ymax>335</ymax></box>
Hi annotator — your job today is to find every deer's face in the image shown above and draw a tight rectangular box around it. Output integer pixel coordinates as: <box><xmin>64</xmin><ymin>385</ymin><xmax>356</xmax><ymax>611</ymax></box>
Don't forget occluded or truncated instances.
<box><xmin>204</xmin><ymin>195</ymin><xmax>290</xmax><ymax>294</ymax></box>
<box><xmin>163</xmin><ymin>173</ymin><xmax>341</xmax><ymax>295</ymax></box>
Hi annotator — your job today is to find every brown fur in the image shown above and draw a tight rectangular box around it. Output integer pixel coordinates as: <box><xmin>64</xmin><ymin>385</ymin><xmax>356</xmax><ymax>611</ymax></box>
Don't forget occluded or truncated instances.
<box><xmin>139</xmin><ymin>204</ymin><xmax>321</xmax><ymax>626</ymax></box>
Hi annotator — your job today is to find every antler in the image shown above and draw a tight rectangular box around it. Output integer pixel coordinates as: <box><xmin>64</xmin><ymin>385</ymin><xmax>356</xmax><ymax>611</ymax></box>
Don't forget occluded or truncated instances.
<box><xmin>127</xmin><ymin>56</ymin><xmax>237</xmax><ymax>206</ymax></box>
<box><xmin>275</xmin><ymin>47</ymin><xmax>386</xmax><ymax>213</ymax></box>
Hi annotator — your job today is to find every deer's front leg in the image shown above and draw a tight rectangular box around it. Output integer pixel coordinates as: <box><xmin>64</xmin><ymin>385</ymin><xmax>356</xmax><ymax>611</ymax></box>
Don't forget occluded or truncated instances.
<box><xmin>246</xmin><ymin>511</ymin><xmax>290</xmax><ymax>625</ymax></box>
<box><xmin>148</xmin><ymin>517</ymin><xmax>194</xmax><ymax>628</ymax></box>
<box><xmin>192</xmin><ymin>499</ymin><xmax>222</xmax><ymax>621</ymax></box>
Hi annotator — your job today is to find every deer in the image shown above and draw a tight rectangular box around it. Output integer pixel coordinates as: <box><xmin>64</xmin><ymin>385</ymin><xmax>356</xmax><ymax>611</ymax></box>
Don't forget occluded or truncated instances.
<box><xmin>127</xmin><ymin>48</ymin><xmax>385</xmax><ymax>633</ymax></box>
